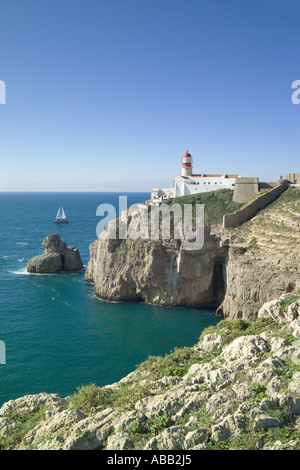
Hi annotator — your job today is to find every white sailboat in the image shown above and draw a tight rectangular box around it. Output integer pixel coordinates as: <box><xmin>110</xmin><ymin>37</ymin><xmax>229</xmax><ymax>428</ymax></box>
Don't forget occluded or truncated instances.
<box><xmin>54</xmin><ymin>205</ymin><xmax>69</xmax><ymax>223</ymax></box>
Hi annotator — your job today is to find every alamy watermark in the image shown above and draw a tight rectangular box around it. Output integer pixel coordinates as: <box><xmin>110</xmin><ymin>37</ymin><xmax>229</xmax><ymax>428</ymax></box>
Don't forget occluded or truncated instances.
<box><xmin>291</xmin><ymin>339</ymin><xmax>300</xmax><ymax>365</ymax></box>
<box><xmin>291</xmin><ymin>80</ymin><xmax>300</xmax><ymax>104</ymax></box>
<box><xmin>96</xmin><ymin>196</ymin><xmax>204</xmax><ymax>250</ymax></box>
<box><xmin>0</xmin><ymin>80</ymin><xmax>6</xmax><ymax>104</ymax></box>
<box><xmin>0</xmin><ymin>341</ymin><xmax>6</xmax><ymax>365</ymax></box>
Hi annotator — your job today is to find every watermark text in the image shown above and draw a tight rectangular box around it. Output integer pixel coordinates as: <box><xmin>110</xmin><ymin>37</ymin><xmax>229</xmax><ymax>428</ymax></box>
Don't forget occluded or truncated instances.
<box><xmin>0</xmin><ymin>341</ymin><xmax>6</xmax><ymax>364</ymax></box>
<box><xmin>96</xmin><ymin>197</ymin><xmax>205</xmax><ymax>251</ymax></box>
<box><xmin>0</xmin><ymin>80</ymin><xmax>6</xmax><ymax>104</ymax></box>
<box><xmin>291</xmin><ymin>80</ymin><xmax>300</xmax><ymax>104</ymax></box>
<box><xmin>291</xmin><ymin>339</ymin><xmax>300</xmax><ymax>365</ymax></box>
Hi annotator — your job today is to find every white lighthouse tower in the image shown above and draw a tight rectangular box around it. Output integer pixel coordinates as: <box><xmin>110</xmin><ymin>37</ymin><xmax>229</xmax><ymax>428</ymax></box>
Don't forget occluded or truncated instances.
<box><xmin>181</xmin><ymin>150</ymin><xmax>193</xmax><ymax>177</ymax></box>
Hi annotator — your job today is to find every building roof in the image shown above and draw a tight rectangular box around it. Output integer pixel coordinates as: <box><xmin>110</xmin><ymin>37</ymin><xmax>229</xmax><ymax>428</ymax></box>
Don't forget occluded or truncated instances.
<box><xmin>191</xmin><ymin>174</ymin><xmax>240</xmax><ymax>178</ymax></box>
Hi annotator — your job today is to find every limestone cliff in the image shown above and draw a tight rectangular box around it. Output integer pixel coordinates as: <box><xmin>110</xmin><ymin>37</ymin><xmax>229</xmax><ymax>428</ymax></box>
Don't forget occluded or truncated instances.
<box><xmin>219</xmin><ymin>186</ymin><xmax>300</xmax><ymax>320</ymax></box>
<box><xmin>85</xmin><ymin>187</ymin><xmax>300</xmax><ymax>321</ymax></box>
<box><xmin>85</xmin><ymin>227</ymin><xmax>228</xmax><ymax>309</ymax></box>
<box><xmin>217</xmin><ymin>248</ymin><xmax>299</xmax><ymax>321</ymax></box>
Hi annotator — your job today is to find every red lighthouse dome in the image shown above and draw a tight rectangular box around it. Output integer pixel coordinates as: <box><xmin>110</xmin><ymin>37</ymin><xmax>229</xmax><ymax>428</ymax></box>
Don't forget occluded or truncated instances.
<box><xmin>181</xmin><ymin>150</ymin><xmax>193</xmax><ymax>177</ymax></box>
<box><xmin>182</xmin><ymin>150</ymin><xmax>192</xmax><ymax>166</ymax></box>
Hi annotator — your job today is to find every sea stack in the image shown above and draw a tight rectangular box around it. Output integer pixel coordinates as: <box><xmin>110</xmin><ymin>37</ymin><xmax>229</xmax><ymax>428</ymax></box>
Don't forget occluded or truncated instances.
<box><xmin>27</xmin><ymin>233</ymin><xmax>83</xmax><ymax>274</ymax></box>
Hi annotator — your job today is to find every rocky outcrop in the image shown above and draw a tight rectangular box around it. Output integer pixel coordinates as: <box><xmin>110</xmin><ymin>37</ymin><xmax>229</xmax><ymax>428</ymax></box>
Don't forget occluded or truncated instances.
<box><xmin>218</xmin><ymin>186</ymin><xmax>300</xmax><ymax>320</ymax></box>
<box><xmin>85</xmin><ymin>227</ymin><xmax>228</xmax><ymax>308</ymax></box>
<box><xmin>27</xmin><ymin>253</ymin><xmax>63</xmax><ymax>274</ymax></box>
<box><xmin>27</xmin><ymin>234</ymin><xmax>83</xmax><ymax>274</ymax></box>
<box><xmin>85</xmin><ymin>225</ymin><xmax>298</xmax><ymax>320</ymax></box>
<box><xmin>1</xmin><ymin>294</ymin><xmax>300</xmax><ymax>450</ymax></box>
<box><xmin>85</xmin><ymin>202</ymin><xmax>228</xmax><ymax>308</ymax></box>
<box><xmin>216</xmin><ymin>248</ymin><xmax>300</xmax><ymax>321</ymax></box>
<box><xmin>85</xmin><ymin>187</ymin><xmax>300</xmax><ymax>320</ymax></box>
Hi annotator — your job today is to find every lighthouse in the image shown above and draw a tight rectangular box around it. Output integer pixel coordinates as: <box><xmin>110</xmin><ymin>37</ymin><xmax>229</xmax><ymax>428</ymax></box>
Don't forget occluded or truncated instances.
<box><xmin>151</xmin><ymin>149</ymin><xmax>242</xmax><ymax>202</ymax></box>
<box><xmin>181</xmin><ymin>150</ymin><xmax>193</xmax><ymax>177</ymax></box>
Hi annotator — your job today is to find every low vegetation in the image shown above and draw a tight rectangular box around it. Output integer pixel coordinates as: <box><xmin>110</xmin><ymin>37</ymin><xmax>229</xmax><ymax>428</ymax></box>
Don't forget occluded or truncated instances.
<box><xmin>199</xmin><ymin>316</ymin><xmax>278</xmax><ymax>347</ymax></box>
<box><xmin>166</xmin><ymin>188</ymin><xmax>243</xmax><ymax>225</ymax></box>
<box><xmin>231</xmin><ymin>186</ymin><xmax>300</xmax><ymax>255</ymax></box>
<box><xmin>0</xmin><ymin>406</ymin><xmax>46</xmax><ymax>450</ymax></box>
<box><xmin>137</xmin><ymin>347</ymin><xmax>200</xmax><ymax>379</ymax></box>
<box><xmin>280</xmin><ymin>289</ymin><xmax>300</xmax><ymax>312</ymax></box>
<box><xmin>69</xmin><ymin>347</ymin><xmax>200</xmax><ymax>414</ymax></box>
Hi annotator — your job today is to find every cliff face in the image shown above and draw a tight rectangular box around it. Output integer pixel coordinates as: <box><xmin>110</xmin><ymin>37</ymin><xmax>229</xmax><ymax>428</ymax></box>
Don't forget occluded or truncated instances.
<box><xmin>85</xmin><ymin>188</ymin><xmax>300</xmax><ymax>320</ymax></box>
<box><xmin>85</xmin><ymin>227</ymin><xmax>228</xmax><ymax>309</ymax></box>
<box><xmin>218</xmin><ymin>248</ymin><xmax>299</xmax><ymax>321</ymax></box>
<box><xmin>219</xmin><ymin>187</ymin><xmax>300</xmax><ymax>320</ymax></box>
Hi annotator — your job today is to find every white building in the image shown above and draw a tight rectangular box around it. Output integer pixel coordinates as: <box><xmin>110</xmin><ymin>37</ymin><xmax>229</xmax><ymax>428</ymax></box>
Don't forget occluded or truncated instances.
<box><xmin>151</xmin><ymin>150</ymin><xmax>241</xmax><ymax>202</ymax></box>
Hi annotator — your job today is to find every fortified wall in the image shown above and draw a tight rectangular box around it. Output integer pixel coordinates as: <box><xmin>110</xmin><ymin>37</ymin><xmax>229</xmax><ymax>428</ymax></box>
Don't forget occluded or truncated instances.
<box><xmin>286</xmin><ymin>173</ymin><xmax>300</xmax><ymax>184</ymax></box>
<box><xmin>232</xmin><ymin>177</ymin><xmax>259</xmax><ymax>203</ymax></box>
<box><xmin>233</xmin><ymin>178</ymin><xmax>281</xmax><ymax>203</ymax></box>
<box><xmin>224</xmin><ymin>181</ymin><xmax>289</xmax><ymax>229</ymax></box>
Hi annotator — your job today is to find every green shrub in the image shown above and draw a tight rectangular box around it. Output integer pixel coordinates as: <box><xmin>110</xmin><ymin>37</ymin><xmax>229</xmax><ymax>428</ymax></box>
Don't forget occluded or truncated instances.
<box><xmin>69</xmin><ymin>384</ymin><xmax>110</xmax><ymax>413</ymax></box>
<box><xmin>200</xmin><ymin>317</ymin><xmax>276</xmax><ymax>347</ymax></box>
<box><xmin>250</xmin><ymin>382</ymin><xmax>266</xmax><ymax>394</ymax></box>
<box><xmin>0</xmin><ymin>406</ymin><xmax>46</xmax><ymax>450</ymax></box>
<box><xmin>274</xmin><ymin>361</ymin><xmax>300</xmax><ymax>381</ymax></box>
<box><xmin>227</xmin><ymin>434</ymin><xmax>260</xmax><ymax>450</ymax></box>
<box><xmin>137</xmin><ymin>347</ymin><xmax>200</xmax><ymax>380</ymax></box>
<box><xmin>280</xmin><ymin>291</ymin><xmax>300</xmax><ymax>312</ymax></box>
<box><xmin>211</xmin><ymin>434</ymin><xmax>261</xmax><ymax>450</ymax></box>
<box><xmin>109</xmin><ymin>381</ymin><xmax>153</xmax><ymax>412</ymax></box>
<box><xmin>268</xmin><ymin>407</ymin><xmax>294</xmax><ymax>427</ymax></box>
<box><xmin>249</xmin><ymin>382</ymin><xmax>267</xmax><ymax>401</ymax></box>
<box><xmin>147</xmin><ymin>413</ymin><xmax>174</xmax><ymax>436</ymax></box>
<box><xmin>70</xmin><ymin>380</ymin><xmax>158</xmax><ymax>414</ymax></box>
<box><xmin>128</xmin><ymin>420</ymin><xmax>147</xmax><ymax>435</ymax></box>
<box><xmin>260</xmin><ymin>425</ymin><xmax>300</xmax><ymax>448</ymax></box>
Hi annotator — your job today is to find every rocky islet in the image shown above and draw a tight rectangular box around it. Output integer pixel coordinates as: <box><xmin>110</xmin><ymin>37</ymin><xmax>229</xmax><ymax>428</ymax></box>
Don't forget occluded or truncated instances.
<box><xmin>27</xmin><ymin>233</ymin><xmax>84</xmax><ymax>274</ymax></box>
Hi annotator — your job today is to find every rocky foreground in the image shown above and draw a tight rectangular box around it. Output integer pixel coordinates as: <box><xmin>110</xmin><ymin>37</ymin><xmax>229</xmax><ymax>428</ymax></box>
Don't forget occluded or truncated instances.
<box><xmin>1</xmin><ymin>292</ymin><xmax>299</xmax><ymax>450</ymax></box>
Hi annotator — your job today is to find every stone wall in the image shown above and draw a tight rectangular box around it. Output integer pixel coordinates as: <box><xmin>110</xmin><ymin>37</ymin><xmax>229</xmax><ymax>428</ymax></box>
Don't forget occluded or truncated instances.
<box><xmin>286</xmin><ymin>173</ymin><xmax>300</xmax><ymax>184</ymax></box>
<box><xmin>223</xmin><ymin>181</ymin><xmax>289</xmax><ymax>229</ymax></box>
<box><xmin>232</xmin><ymin>177</ymin><xmax>259</xmax><ymax>203</ymax></box>
<box><xmin>258</xmin><ymin>182</ymin><xmax>278</xmax><ymax>189</ymax></box>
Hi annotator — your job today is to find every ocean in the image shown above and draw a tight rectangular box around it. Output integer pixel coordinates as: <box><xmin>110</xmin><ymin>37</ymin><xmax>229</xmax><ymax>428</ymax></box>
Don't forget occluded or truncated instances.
<box><xmin>0</xmin><ymin>192</ymin><xmax>220</xmax><ymax>406</ymax></box>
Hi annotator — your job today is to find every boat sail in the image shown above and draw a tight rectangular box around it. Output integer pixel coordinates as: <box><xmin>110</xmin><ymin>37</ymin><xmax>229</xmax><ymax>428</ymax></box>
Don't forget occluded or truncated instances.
<box><xmin>54</xmin><ymin>205</ymin><xmax>69</xmax><ymax>223</ymax></box>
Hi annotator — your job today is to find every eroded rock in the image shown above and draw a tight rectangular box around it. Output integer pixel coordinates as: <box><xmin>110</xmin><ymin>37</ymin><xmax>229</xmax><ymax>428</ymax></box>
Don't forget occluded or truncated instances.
<box><xmin>27</xmin><ymin>234</ymin><xmax>83</xmax><ymax>274</ymax></box>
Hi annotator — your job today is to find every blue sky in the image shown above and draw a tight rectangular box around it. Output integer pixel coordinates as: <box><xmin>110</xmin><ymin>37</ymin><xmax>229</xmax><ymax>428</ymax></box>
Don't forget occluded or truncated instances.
<box><xmin>0</xmin><ymin>0</ymin><xmax>300</xmax><ymax>191</ymax></box>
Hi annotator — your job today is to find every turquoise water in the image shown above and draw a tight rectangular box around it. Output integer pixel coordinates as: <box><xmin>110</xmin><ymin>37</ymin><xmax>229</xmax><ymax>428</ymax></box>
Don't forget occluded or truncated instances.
<box><xmin>0</xmin><ymin>192</ymin><xmax>220</xmax><ymax>406</ymax></box>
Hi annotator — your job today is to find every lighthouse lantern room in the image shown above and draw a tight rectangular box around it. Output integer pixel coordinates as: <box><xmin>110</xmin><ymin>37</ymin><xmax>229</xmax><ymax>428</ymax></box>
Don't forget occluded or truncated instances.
<box><xmin>181</xmin><ymin>150</ymin><xmax>193</xmax><ymax>177</ymax></box>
